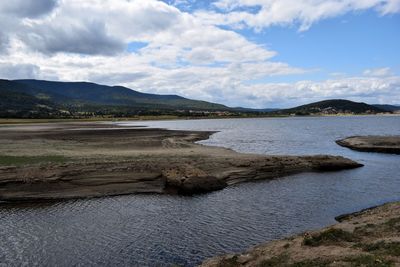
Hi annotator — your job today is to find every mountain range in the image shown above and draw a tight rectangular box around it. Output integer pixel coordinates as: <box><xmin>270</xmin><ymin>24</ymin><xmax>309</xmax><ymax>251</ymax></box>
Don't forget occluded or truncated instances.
<box><xmin>0</xmin><ymin>79</ymin><xmax>398</xmax><ymax>118</ymax></box>
<box><xmin>0</xmin><ymin>79</ymin><xmax>230</xmax><ymax>118</ymax></box>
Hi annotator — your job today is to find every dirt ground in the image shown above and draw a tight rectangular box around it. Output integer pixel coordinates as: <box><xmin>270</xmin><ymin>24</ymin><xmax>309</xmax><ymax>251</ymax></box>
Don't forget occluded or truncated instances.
<box><xmin>337</xmin><ymin>136</ymin><xmax>400</xmax><ymax>154</ymax></box>
<box><xmin>0</xmin><ymin>122</ymin><xmax>362</xmax><ymax>201</ymax></box>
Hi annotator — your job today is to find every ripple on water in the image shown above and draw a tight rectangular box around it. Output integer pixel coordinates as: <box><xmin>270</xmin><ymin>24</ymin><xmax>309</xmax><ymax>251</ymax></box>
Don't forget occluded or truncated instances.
<box><xmin>1</xmin><ymin>116</ymin><xmax>400</xmax><ymax>266</ymax></box>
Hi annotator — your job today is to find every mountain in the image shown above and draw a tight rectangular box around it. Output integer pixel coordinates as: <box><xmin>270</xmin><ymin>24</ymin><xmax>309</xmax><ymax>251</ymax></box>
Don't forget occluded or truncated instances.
<box><xmin>372</xmin><ymin>104</ymin><xmax>400</xmax><ymax>112</ymax></box>
<box><xmin>0</xmin><ymin>79</ymin><xmax>394</xmax><ymax>119</ymax></box>
<box><xmin>0</xmin><ymin>79</ymin><xmax>231</xmax><ymax>118</ymax></box>
<box><xmin>274</xmin><ymin>99</ymin><xmax>387</xmax><ymax>115</ymax></box>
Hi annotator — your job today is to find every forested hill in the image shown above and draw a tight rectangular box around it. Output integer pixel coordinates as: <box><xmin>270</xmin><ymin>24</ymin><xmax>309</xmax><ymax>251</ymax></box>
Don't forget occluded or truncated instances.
<box><xmin>0</xmin><ymin>79</ymin><xmax>231</xmax><ymax>118</ymax></box>
<box><xmin>273</xmin><ymin>99</ymin><xmax>386</xmax><ymax>115</ymax></box>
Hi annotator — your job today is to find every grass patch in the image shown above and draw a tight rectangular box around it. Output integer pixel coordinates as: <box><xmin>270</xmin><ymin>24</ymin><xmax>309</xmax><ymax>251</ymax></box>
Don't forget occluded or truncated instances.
<box><xmin>360</xmin><ymin>241</ymin><xmax>400</xmax><ymax>256</ymax></box>
<box><xmin>354</xmin><ymin>217</ymin><xmax>400</xmax><ymax>238</ymax></box>
<box><xmin>258</xmin><ymin>254</ymin><xmax>331</xmax><ymax>267</ymax></box>
<box><xmin>258</xmin><ymin>254</ymin><xmax>289</xmax><ymax>267</ymax></box>
<box><xmin>384</xmin><ymin>217</ymin><xmax>400</xmax><ymax>231</ymax></box>
<box><xmin>342</xmin><ymin>254</ymin><xmax>394</xmax><ymax>267</ymax></box>
<box><xmin>303</xmin><ymin>228</ymin><xmax>357</xmax><ymax>247</ymax></box>
<box><xmin>0</xmin><ymin>155</ymin><xmax>69</xmax><ymax>166</ymax></box>
<box><xmin>216</xmin><ymin>255</ymin><xmax>240</xmax><ymax>267</ymax></box>
<box><xmin>290</xmin><ymin>258</ymin><xmax>331</xmax><ymax>267</ymax></box>
<box><xmin>354</xmin><ymin>223</ymin><xmax>379</xmax><ymax>237</ymax></box>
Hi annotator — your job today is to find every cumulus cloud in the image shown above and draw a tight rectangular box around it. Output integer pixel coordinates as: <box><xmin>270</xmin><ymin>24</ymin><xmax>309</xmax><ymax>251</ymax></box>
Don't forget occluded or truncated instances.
<box><xmin>21</xmin><ymin>20</ymin><xmax>125</xmax><ymax>56</ymax></box>
<box><xmin>204</xmin><ymin>0</ymin><xmax>400</xmax><ymax>31</ymax></box>
<box><xmin>0</xmin><ymin>63</ymin><xmax>40</xmax><ymax>80</ymax></box>
<box><xmin>0</xmin><ymin>0</ymin><xmax>398</xmax><ymax>108</ymax></box>
<box><xmin>89</xmin><ymin>72</ymin><xmax>150</xmax><ymax>85</ymax></box>
<box><xmin>240</xmin><ymin>76</ymin><xmax>400</xmax><ymax>107</ymax></box>
<box><xmin>0</xmin><ymin>0</ymin><xmax>58</xmax><ymax>18</ymax></box>
<box><xmin>125</xmin><ymin>68</ymin><xmax>400</xmax><ymax>108</ymax></box>
<box><xmin>0</xmin><ymin>32</ymin><xmax>8</xmax><ymax>53</ymax></box>
<box><xmin>0</xmin><ymin>0</ymin><xmax>277</xmax><ymax>60</ymax></box>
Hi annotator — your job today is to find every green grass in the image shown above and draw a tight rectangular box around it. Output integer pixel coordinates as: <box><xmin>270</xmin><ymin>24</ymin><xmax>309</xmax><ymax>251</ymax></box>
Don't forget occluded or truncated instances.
<box><xmin>303</xmin><ymin>228</ymin><xmax>358</xmax><ymax>247</ymax></box>
<box><xmin>0</xmin><ymin>155</ymin><xmax>69</xmax><ymax>166</ymax></box>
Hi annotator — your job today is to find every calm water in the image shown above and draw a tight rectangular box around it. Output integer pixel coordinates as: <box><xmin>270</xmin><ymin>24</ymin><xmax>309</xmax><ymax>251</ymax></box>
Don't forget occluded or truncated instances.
<box><xmin>1</xmin><ymin>116</ymin><xmax>400</xmax><ymax>266</ymax></box>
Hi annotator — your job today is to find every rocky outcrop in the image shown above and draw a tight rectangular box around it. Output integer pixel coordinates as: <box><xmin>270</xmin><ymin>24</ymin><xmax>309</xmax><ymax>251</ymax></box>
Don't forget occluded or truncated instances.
<box><xmin>337</xmin><ymin>136</ymin><xmax>400</xmax><ymax>154</ymax></box>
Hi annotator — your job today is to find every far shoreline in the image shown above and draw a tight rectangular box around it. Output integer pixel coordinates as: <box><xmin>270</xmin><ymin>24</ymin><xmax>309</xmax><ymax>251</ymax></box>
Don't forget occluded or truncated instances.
<box><xmin>1</xmin><ymin>113</ymin><xmax>399</xmax><ymax>125</ymax></box>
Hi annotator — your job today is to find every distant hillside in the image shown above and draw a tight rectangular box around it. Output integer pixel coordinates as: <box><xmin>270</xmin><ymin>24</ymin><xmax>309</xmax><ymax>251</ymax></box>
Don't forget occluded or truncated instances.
<box><xmin>274</xmin><ymin>99</ymin><xmax>387</xmax><ymax>115</ymax></box>
<box><xmin>0</xmin><ymin>79</ymin><xmax>394</xmax><ymax>119</ymax></box>
<box><xmin>372</xmin><ymin>104</ymin><xmax>400</xmax><ymax>112</ymax></box>
<box><xmin>234</xmin><ymin>107</ymin><xmax>280</xmax><ymax>113</ymax></box>
<box><xmin>0</xmin><ymin>79</ymin><xmax>232</xmax><ymax>118</ymax></box>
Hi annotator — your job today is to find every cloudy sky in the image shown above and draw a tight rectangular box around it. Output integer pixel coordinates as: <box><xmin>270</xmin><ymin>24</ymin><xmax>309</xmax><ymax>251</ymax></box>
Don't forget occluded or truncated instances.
<box><xmin>0</xmin><ymin>0</ymin><xmax>399</xmax><ymax>108</ymax></box>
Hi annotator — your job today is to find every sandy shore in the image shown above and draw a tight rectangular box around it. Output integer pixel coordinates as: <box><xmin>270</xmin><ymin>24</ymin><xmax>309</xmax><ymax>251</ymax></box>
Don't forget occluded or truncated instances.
<box><xmin>0</xmin><ymin>122</ymin><xmax>362</xmax><ymax>202</ymax></box>
<box><xmin>201</xmin><ymin>201</ymin><xmax>400</xmax><ymax>266</ymax></box>
<box><xmin>337</xmin><ymin>136</ymin><xmax>400</xmax><ymax>154</ymax></box>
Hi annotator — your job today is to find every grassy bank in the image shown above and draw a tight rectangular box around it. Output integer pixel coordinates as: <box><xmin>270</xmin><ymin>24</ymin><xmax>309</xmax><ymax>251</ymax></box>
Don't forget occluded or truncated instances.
<box><xmin>201</xmin><ymin>201</ymin><xmax>400</xmax><ymax>267</ymax></box>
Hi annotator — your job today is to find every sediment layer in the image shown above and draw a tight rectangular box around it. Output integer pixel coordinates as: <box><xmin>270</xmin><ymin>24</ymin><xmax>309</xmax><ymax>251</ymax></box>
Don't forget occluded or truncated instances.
<box><xmin>0</xmin><ymin>122</ymin><xmax>362</xmax><ymax>202</ymax></box>
<box><xmin>337</xmin><ymin>136</ymin><xmax>400</xmax><ymax>154</ymax></box>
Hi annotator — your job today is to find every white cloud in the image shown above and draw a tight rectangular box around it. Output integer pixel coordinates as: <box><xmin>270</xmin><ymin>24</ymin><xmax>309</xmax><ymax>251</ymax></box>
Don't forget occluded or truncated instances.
<box><xmin>0</xmin><ymin>0</ymin><xmax>399</xmax><ymax>108</ymax></box>
<box><xmin>0</xmin><ymin>0</ymin><xmax>58</xmax><ymax>18</ymax></box>
<box><xmin>217</xmin><ymin>75</ymin><xmax>400</xmax><ymax>108</ymax></box>
<box><xmin>205</xmin><ymin>0</ymin><xmax>400</xmax><ymax>31</ymax></box>
<box><xmin>363</xmin><ymin>67</ymin><xmax>393</xmax><ymax>77</ymax></box>
<box><xmin>0</xmin><ymin>63</ymin><xmax>40</xmax><ymax>80</ymax></box>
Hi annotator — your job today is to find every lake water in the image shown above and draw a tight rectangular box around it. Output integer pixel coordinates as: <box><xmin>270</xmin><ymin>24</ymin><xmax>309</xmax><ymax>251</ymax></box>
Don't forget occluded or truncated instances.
<box><xmin>1</xmin><ymin>116</ymin><xmax>399</xmax><ymax>266</ymax></box>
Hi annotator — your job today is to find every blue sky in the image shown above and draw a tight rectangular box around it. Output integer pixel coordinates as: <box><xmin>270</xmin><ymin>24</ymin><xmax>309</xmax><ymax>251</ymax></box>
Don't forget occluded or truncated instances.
<box><xmin>257</xmin><ymin>11</ymin><xmax>400</xmax><ymax>79</ymax></box>
<box><xmin>0</xmin><ymin>0</ymin><xmax>399</xmax><ymax>108</ymax></box>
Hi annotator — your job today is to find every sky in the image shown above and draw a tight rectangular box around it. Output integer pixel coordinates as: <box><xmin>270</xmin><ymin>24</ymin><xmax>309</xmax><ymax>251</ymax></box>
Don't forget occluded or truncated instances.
<box><xmin>0</xmin><ymin>0</ymin><xmax>399</xmax><ymax>108</ymax></box>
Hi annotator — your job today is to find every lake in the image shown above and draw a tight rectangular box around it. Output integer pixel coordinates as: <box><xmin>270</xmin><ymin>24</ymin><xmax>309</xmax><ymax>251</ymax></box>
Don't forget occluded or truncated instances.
<box><xmin>1</xmin><ymin>116</ymin><xmax>399</xmax><ymax>266</ymax></box>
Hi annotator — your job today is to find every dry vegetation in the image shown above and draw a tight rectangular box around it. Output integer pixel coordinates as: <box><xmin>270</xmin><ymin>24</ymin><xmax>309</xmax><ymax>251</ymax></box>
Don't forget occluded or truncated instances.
<box><xmin>201</xmin><ymin>202</ymin><xmax>400</xmax><ymax>267</ymax></box>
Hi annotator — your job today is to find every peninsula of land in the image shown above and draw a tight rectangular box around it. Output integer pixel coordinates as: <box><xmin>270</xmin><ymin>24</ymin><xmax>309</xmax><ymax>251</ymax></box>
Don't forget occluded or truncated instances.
<box><xmin>0</xmin><ymin>123</ymin><xmax>362</xmax><ymax>202</ymax></box>
<box><xmin>337</xmin><ymin>136</ymin><xmax>400</xmax><ymax>154</ymax></box>
<box><xmin>201</xmin><ymin>201</ymin><xmax>400</xmax><ymax>267</ymax></box>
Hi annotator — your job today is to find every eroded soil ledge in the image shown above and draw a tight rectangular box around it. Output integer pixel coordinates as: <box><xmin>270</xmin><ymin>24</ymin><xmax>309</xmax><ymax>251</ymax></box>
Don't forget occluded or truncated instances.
<box><xmin>337</xmin><ymin>136</ymin><xmax>400</xmax><ymax>154</ymax></box>
<box><xmin>0</xmin><ymin>122</ymin><xmax>362</xmax><ymax>202</ymax></box>
<box><xmin>200</xmin><ymin>201</ymin><xmax>400</xmax><ymax>267</ymax></box>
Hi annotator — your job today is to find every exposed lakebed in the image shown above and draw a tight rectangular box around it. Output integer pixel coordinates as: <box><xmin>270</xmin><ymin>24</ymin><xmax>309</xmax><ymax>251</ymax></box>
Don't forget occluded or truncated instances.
<box><xmin>1</xmin><ymin>116</ymin><xmax>399</xmax><ymax>266</ymax></box>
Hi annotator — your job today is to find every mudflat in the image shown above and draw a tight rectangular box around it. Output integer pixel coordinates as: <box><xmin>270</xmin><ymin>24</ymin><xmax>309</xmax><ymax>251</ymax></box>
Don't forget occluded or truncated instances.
<box><xmin>337</xmin><ymin>136</ymin><xmax>400</xmax><ymax>154</ymax></box>
<box><xmin>200</xmin><ymin>201</ymin><xmax>400</xmax><ymax>267</ymax></box>
<box><xmin>0</xmin><ymin>122</ymin><xmax>362</xmax><ymax>202</ymax></box>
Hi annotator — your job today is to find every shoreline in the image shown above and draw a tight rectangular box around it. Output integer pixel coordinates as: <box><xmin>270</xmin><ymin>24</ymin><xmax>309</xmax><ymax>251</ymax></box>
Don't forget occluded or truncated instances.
<box><xmin>200</xmin><ymin>201</ymin><xmax>400</xmax><ymax>266</ymax></box>
<box><xmin>0</xmin><ymin>122</ymin><xmax>362</xmax><ymax>202</ymax></box>
<box><xmin>1</xmin><ymin>113</ymin><xmax>399</xmax><ymax>125</ymax></box>
<box><xmin>337</xmin><ymin>136</ymin><xmax>400</xmax><ymax>154</ymax></box>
